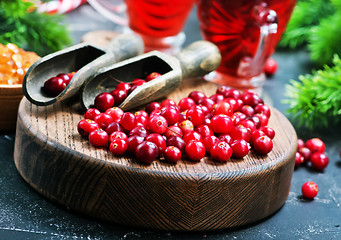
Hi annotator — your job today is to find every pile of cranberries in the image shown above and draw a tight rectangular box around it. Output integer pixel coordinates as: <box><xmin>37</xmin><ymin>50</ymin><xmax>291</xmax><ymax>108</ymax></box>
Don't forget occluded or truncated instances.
<box><xmin>42</xmin><ymin>72</ymin><xmax>76</xmax><ymax>97</ymax></box>
<box><xmin>294</xmin><ymin>137</ymin><xmax>329</xmax><ymax>200</ymax></box>
<box><xmin>93</xmin><ymin>72</ymin><xmax>162</xmax><ymax>111</ymax></box>
<box><xmin>77</xmin><ymin>85</ymin><xmax>275</xmax><ymax>164</ymax></box>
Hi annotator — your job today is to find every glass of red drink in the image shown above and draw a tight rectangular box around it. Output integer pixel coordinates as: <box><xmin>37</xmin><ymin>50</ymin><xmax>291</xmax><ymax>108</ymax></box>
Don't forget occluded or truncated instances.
<box><xmin>125</xmin><ymin>0</ymin><xmax>195</xmax><ymax>54</ymax></box>
<box><xmin>89</xmin><ymin>0</ymin><xmax>195</xmax><ymax>54</ymax></box>
<box><xmin>197</xmin><ymin>0</ymin><xmax>297</xmax><ymax>90</ymax></box>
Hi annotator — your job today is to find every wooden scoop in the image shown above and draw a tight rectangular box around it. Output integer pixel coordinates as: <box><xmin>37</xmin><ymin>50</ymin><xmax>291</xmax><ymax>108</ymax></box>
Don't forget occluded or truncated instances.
<box><xmin>23</xmin><ymin>34</ymin><xmax>144</xmax><ymax>106</ymax></box>
<box><xmin>81</xmin><ymin>40</ymin><xmax>221</xmax><ymax>111</ymax></box>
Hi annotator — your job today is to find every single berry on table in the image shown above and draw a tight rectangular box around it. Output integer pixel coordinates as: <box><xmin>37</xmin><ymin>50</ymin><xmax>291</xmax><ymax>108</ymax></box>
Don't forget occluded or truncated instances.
<box><xmin>301</xmin><ymin>181</ymin><xmax>318</xmax><ymax>199</ymax></box>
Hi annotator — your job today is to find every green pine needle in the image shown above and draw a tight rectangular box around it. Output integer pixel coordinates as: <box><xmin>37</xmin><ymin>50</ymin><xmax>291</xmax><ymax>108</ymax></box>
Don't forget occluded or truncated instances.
<box><xmin>0</xmin><ymin>0</ymin><xmax>72</xmax><ymax>56</ymax></box>
<box><xmin>284</xmin><ymin>55</ymin><xmax>341</xmax><ymax>130</ymax></box>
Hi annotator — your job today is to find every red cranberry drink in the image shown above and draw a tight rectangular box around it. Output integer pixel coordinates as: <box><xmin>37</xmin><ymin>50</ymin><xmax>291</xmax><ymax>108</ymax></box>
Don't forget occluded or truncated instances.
<box><xmin>197</xmin><ymin>0</ymin><xmax>296</xmax><ymax>90</ymax></box>
<box><xmin>125</xmin><ymin>0</ymin><xmax>195</xmax><ymax>53</ymax></box>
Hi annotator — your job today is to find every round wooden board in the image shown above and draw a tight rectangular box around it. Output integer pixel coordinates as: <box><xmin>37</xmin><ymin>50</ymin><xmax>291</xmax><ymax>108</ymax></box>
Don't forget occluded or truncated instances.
<box><xmin>14</xmin><ymin>77</ymin><xmax>297</xmax><ymax>231</ymax></box>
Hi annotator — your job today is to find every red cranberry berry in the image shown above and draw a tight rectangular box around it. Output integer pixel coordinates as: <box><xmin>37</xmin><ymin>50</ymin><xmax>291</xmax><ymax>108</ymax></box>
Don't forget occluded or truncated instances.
<box><xmin>105</xmin><ymin>122</ymin><xmax>125</xmax><ymax>136</ymax></box>
<box><xmin>120</xmin><ymin>112</ymin><xmax>137</xmax><ymax>131</ymax></box>
<box><xmin>301</xmin><ymin>181</ymin><xmax>318</xmax><ymax>199</ymax></box>
<box><xmin>84</xmin><ymin>108</ymin><xmax>100</xmax><ymax>120</ymax></box>
<box><xmin>178</xmin><ymin>97</ymin><xmax>196</xmax><ymax>112</ymax></box>
<box><xmin>305</xmin><ymin>138</ymin><xmax>326</xmax><ymax>153</ymax></box>
<box><xmin>77</xmin><ymin>119</ymin><xmax>99</xmax><ymax>138</ymax></box>
<box><xmin>295</xmin><ymin>152</ymin><xmax>304</xmax><ymax>168</ymax></box>
<box><xmin>186</xmin><ymin>106</ymin><xmax>205</xmax><ymax>126</ymax></box>
<box><xmin>135</xmin><ymin>141</ymin><xmax>159</xmax><ymax>164</ymax></box>
<box><xmin>145</xmin><ymin>102</ymin><xmax>161</xmax><ymax>114</ymax></box>
<box><xmin>183</xmin><ymin>131</ymin><xmax>203</xmax><ymax>144</ymax></box>
<box><xmin>213</xmin><ymin>101</ymin><xmax>233</xmax><ymax>116</ymax></box>
<box><xmin>43</xmin><ymin>76</ymin><xmax>67</xmax><ymax>97</ymax></box>
<box><xmin>297</xmin><ymin>139</ymin><xmax>305</xmax><ymax>149</ymax></box>
<box><xmin>258</xmin><ymin>126</ymin><xmax>275</xmax><ymax>139</ymax></box>
<box><xmin>210</xmin><ymin>114</ymin><xmax>233</xmax><ymax>134</ymax></box>
<box><xmin>163</xmin><ymin>146</ymin><xmax>182</xmax><ymax>163</ymax></box>
<box><xmin>116</xmin><ymin>82</ymin><xmax>131</xmax><ymax>93</ymax></box>
<box><xmin>129</xmin><ymin>125</ymin><xmax>150</xmax><ymax>138</ymax></box>
<box><xmin>88</xmin><ymin>129</ymin><xmax>109</xmax><ymax>147</ymax></box>
<box><xmin>148</xmin><ymin>115</ymin><xmax>168</xmax><ymax>134</ymax></box>
<box><xmin>229</xmin><ymin>125</ymin><xmax>251</xmax><ymax>142</ymax></box>
<box><xmin>231</xmin><ymin>139</ymin><xmax>250</xmax><ymax>158</ymax></box>
<box><xmin>164</xmin><ymin>125</ymin><xmax>183</xmax><ymax>138</ymax></box>
<box><xmin>298</xmin><ymin>147</ymin><xmax>312</xmax><ymax>163</ymax></box>
<box><xmin>145</xmin><ymin>72</ymin><xmax>162</xmax><ymax>81</ymax></box>
<box><xmin>203</xmin><ymin>135</ymin><xmax>220</xmax><ymax>153</ymax></box>
<box><xmin>109</xmin><ymin>131</ymin><xmax>128</xmax><ymax>143</ymax></box>
<box><xmin>109</xmin><ymin>139</ymin><xmax>127</xmax><ymax>156</ymax></box>
<box><xmin>264</xmin><ymin>58</ymin><xmax>278</xmax><ymax>76</ymax></box>
<box><xmin>188</xmin><ymin>91</ymin><xmax>206</xmax><ymax>104</ymax></box>
<box><xmin>145</xmin><ymin>133</ymin><xmax>167</xmax><ymax>155</ymax></box>
<box><xmin>210</xmin><ymin>141</ymin><xmax>233</xmax><ymax>162</ymax></box>
<box><xmin>167</xmin><ymin>136</ymin><xmax>186</xmax><ymax>154</ymax></box>
<box><xmin>110</xmin><ymin>89</ymin><xmax>127</xmax><ymax>106</ymax></box>
<box><xmin>127</xmin><ymin>135</ymin><xmax>145</xmax><ymax>153</ymax></box>
<box><xmin>94</xmin><ymin>92</ymin><xmax>115</xmax><ymax>112</ymax></box>
<box><xmin>185</xmin><ymin>140</ymin><xmax>206</xmax><ymax>162</ymax></box>
<box><xmin>104</xmin><ymin>107</ymin><xmax>124</xmax><ymax>122</ymax></box>
<box><xmin>179</xmin><ymin>120</ymin><xmax>194</xmax><ymax>134</ymax></box>
<box><xmin>160</xmin><ymin>106</ymin><xmax>179</xmax><ymax>125</ymax></box>
<box><xmin>310</xmin><ymin>152</ymin><xmax>329</xmax><ymax>171</ymax></box>
<box><xmin>252</xmin><ymin>135</ymin><xmax>273</xmax><ymax>155</ymax></box>
<box><xmin>94</xmin><ymin>113</ymin><xmax>113</xmax><ymax>130</ymax></box>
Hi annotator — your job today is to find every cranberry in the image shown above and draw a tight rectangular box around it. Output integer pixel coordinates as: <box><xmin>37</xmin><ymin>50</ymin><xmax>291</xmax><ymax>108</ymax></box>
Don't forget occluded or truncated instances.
<box><xmin>120</xmin><ymin>112</ymin><xmax>137</xmax><ymax>131</ymax></box>
<box><xmin>254</xmin><ymin>113</ymin><xmax>269</xmax><ymax>127</ymax></box>
<box><xmin>203</xmin><ymin>135</ymin><xmax>220</xmax><ymax>153</ymax></box>
<box><xmin>197</xmin><ymin>98</ymin><xmax>215</xmax><ymax>112</ymax></box>
<box><xmin>145</xmin><ymin>72</ymin><xmax>162</xmax><ymax>81</ymax></box>
<box><xmin>160</xmin><ymin>106</ymin><xmax>179</xmax><ymax>125</ymax></box>
<box><xmin>250</xmin><ymin>129</ymin><xmax>266</xmax><ymax>145</ymax></box>
<box><xmin>185</xmin><ymin>140</ymin><xmax>206</xmax><ymax>161</ymax></box>
<box><xmin>223</xmin><ymin>88</ymin><xmax>241</xmax><ymax>99</ymax></box>
<box><xmin>131</xmin><ymin>78</ymin><xmax>146</xmax><ymax>87</ymax></box>
<box><xmin>195</xmin><ymin>124</ymin><xmax>213</xmax><ymax>138</ymax></box>
<box><xmin>210</xmin><ymin>141</ymin><xmax>233</xmax><ymax>162</ymax></box>
<box><xmin>186</xmin><ymin>106</ymin><xmax>205</xmax><ymax>126</ymax></box>
<box><xmin>213</xmin><ymin>101</ymin><xmax>233</xmax><ymax>116</ymax></box>
<box><xmin>163</xmin><ymin>146</ymin><xmax>182</xmax><ymax>163</ymax></box>
<box><xmin>109</xmin><ymin>139</ymin><xmax>127</xmax><ymax>156</ymax></box>
<box><xmin>164</xmin><ymin>125</ymin><xmax>183</xmax><ymax>138</ymax></box>
<box><xmin>298</xmin><ymin>147</ymin><xmax>312</xmax><ymax>162</ymax></box>
<box><xmin>224</xmin><ymin>98</ymin><xmax>240</xmax><ymax>112</ymax></box>
<box><xmin>94</xmin><ymin>113</ymin><xmax>113</xmax><ymax>130</ymax></box>
<box><xmin>310</xmin><ymin>152</ymin><xmax>329</xmax><ymax>171</ymax></box>
<box><xmin>188</xmin><ymin>91</ymin><xmax>206</xmax><ymax>104</ymax></box>
<box><xmin>57</xmin><ymin>73</ymin><xmax>71</xmax><ymax>85</ymax></box>
<box><xmin>135</xmin><ymin>115</ymin><xmax>148</xmax><ymax>127</ymax></box>
<box><xmin>109</xmin><ymin>131</ymin><xmax>128</xmax><ymax>143</ymax></box>
<box><xmin>178</xmin><ymin>97</ymin><xmax>196</xmax><ymax>112</ymax></box>
<box><xmin>229</xmin><ymin>125</ymin><xmax>251</xmax><ymax>142</ymax></box>
<box><xmin>295</xmin><ymin>152</ymin><xmax>304</xmax><ymax>168</ymax></box>
<box><xmin>135</xmin><ymin>141</ymin><xmax>159</xmax><ymax>164</ymax></box>
<box><xmin>252</xmin><ymin>135</ymin><xmax>273</xmax><ymax>155</ymax></box>
<box><xmin>241</xmin><ymin>92</ymin><xmax>263</xmax><ymax>107</ymax></box>
<box><xmin>94</xmin><ymin>92</ymin><xmax>115</xmax><ymax>112</ymax></box>
<box><xmin>43</xmin><ymin>76</ymin><xmax>67</xmax><ymax>97</ymax></box>
<box><xmin>209</xmin><ymin>94</ymin><xmax>225</xmax><ymax>103</ymax></box>
<box><xmin>258</xmin><ymin>126</ymin><xmax>275</xmax><ymax>139</ymax></box>
<box><xmin>301</xmin><ymin>181</ymin><xmax>318</xmax><ymax>199</ymax></box>
<box><xmin>110</xmin><ymin>89</ymin><xmax>127</xmax><ymax>106</ymax></box>
<box><xmin>240</xmin><ymin>105</ymin><xmax>255</xmax><ymax>117</ymax></box>
<box><xmin>239</xmin><ymin>119</ymin><xmax>257</xmax><ymax>132</ymax></box>
<box><xmin>105</xmin><ymin>122</ymin><xmax>125</xmax><ymax>136</ymax></box>
<box><xmin>231</xmin><ymin>139</ymin><xmax>250</xmax><ymax>158</ymax></box>
<box><xmin>167</xmin><ymin>136</ymin><xmax>186</xmax><ymax>154</ymax></box>
<box><xmin>254</xmin><ymin>104</ymin><xmax>271</xmax><ymax>118</ymax></box>
<box><xmin>84</xmin><ymin>108</ymin><xmax>100</xmax><ymax>120</ymax></box>
<box><xmin>116</xmin><ymin>82</ymin><xmax>131</xmax><ymax>92</ymax></box>
<box><xmin>218</xmin><ymin>134</ymin><xmax>233</xmax><ymax>145</ymax></box>
<box><xmin>297</xmin><ymin>139</ymin><xmax>305</xmax><ymax>149</ymax></box>
<box><xmin>210</xmin><ymin>114</ymin><xmax>233</xmax><ymax>134</ymax></box>
<box><xmin>127</xmin><ymin>135</ymin><xmax>145</xmax><ymax>153</ymax></box>
<box><xmin>148</xmin><ymin>115</ymin><xmax>168</xmax><ymax>134</ymax></box>
<box><xmin>145</xmin><ymin>133</ymin><xmax>167</xmax><ymax>155</ymax></box>
<box><xmin>179</xmin><ymin>120</ymin><xmax>194</xmax><ymax>134</ymax></box>
<box><xmin>145</xmin><ymin>102</ymin><xmax>161</xmax><ymax>114</ymax></box>
<box><xmin>183</xmin><ymin>131</ymin><xmax>203</xmax><ymax>144</ymax></box>
<box><xmin>161</xmin><ymin>99</ymin><xmax>177</xmax><ymax>108</ymax></box>
<box><xmin>104</xmin><ymin>107</ymin><xmax>124</xmax><ymax>122</ymax></box>
<box><xmin>305</xmin><ymin>138</ymin><xmax>326</xmax><ymax>153</ymax></box>
<box><xmin>88</xmin><ymin>129</ymin><xmax>109</xmax><ymax>147</ymax></box>
<box><xmin>129</xmin><ymin>125</ymin><xmax>149</xmax><ymax>138</ymax></box>
<box><xmin>77</xmin><ymin>119</ymin><xmax>99</xmax><ymax>138</ymax></box>
<box><xmin>216</xmin><ymin>85</ymin><xmax>231</xmax><ymax>97</ymax></box>
<box><xmin>264</xmin><ymin>57</ymin><xmax>278</xmax><ymax>76</ymax></box>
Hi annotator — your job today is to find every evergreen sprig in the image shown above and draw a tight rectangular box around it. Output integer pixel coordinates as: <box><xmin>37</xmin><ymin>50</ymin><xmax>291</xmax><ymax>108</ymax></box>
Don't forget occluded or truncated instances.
<box><xmin>0</xmin><ymin>0</ymin><xmax>72</xmax><ymax>56</ymax></box>
<box><xmin>279</xmin><ymin>0</ymin><xmax>341</xmax><ymax>66</ymax></box>
<box><xmin>284</xmin><ymin>55</ymin><xmax>341</xmax><ymax>130</ymax></box>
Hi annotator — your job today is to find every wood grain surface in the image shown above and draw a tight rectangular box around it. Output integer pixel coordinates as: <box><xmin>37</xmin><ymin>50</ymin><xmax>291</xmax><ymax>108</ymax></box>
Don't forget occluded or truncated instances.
<box><xmin>14</xmin><ymin>77</ymin><xmax>297</xmax><ymax>231</ymax></box>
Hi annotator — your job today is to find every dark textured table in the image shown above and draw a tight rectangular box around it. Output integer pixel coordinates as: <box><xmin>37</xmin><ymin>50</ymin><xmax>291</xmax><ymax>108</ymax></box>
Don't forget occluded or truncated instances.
<box><xmin>1</xmin><ymin>4</ymin><xmax>340</xmax><ymax>239</ymax></box>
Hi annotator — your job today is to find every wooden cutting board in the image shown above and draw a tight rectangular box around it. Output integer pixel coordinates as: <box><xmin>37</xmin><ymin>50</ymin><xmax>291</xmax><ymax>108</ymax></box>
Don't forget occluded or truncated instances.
<box><xmin>14</xmin><ymin>77</ymin><xmax>297</xmax><ymax>231</ymax></box>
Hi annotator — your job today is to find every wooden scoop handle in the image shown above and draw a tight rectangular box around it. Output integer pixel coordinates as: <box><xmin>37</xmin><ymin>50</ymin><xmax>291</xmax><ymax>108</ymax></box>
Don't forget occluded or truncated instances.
<box><xmin>105</xmin><ymin>33</ymin><xmax>144</xmax><ymax>62</ymax></box>
<box><xmin>175</xmin><ymin>41</ymin><xmax>221</xmax><ymax>79</ymax></box>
